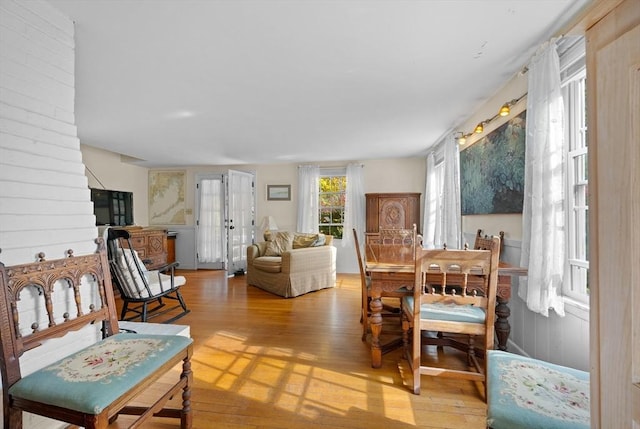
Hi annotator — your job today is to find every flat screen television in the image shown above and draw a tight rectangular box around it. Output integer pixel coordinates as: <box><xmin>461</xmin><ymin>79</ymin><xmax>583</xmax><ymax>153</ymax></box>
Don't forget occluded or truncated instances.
<box><xmin>90</xmin><ymin>188</ymin><xmax>134</xmax><ymax>226</ymax></box>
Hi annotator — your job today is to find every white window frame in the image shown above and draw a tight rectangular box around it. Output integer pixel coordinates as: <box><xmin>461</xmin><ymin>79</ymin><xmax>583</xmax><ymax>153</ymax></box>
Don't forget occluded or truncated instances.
<box><xmin>318</xmin><ymin>167</ymin><xmax>346</xmax><ymax>239</ymax></box>
<box><xmin>560</xmin><ymin>38</ymin><xmax>589</xmax><ymax>304</ymax></box>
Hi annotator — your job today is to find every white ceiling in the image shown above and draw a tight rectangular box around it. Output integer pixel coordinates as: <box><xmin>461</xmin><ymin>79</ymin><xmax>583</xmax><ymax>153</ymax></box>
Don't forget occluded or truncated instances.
<box><xmin>49</xmin><ymin>0</ymin><xmax>590</xmax><ymax>168</ymax></box>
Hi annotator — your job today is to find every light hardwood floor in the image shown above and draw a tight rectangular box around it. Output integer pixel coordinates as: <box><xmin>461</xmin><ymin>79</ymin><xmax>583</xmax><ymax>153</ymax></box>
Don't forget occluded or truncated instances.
<box><xmin>109</xmin><ymin>271</ymin><xmax>487</xmax><ymax>429</ymax></box>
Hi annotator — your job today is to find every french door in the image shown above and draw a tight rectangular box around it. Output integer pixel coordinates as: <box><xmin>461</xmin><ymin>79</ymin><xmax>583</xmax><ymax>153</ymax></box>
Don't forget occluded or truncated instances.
<box><xmin>226</xmin><ymin>170</ymin><xmax>255</xmax><ymax>275</ymax></box>
<box><xmin>196</xmin><ymin>171</ymin><xmax>255</xmax><ymax>273</ymax></box>
<box><xmin>195</xmin><ymin>174</ymin><xmax>225</xmax><ymax>270</ymax></box>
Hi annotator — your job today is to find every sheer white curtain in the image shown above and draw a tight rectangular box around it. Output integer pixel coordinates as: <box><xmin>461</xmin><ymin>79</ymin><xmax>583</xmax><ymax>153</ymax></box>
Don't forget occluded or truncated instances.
<box><xmin>518</xmin><ymin>39</ymin><xmax>566</xmax><ymax>317</ymax></box>
<box><xmin>423</xmin><ymin>152</ymin><xmax>439</xmax><ymax>249</ymax></box>
<box><xmin>342</xmin><ymin>163</ymin><xmax>365</xmax><ymax>247</ymax></box>
<box><xmin>198</xmin><ymin>178</ymin><xmax>223</xmax><ymax>263</ymax></box>
<box><xmin>422</xmin><ymin>135</ymin><xmax>461</xmax><ymax>249</ymax></box>
<box><xmin>296</xmin><ymin>165</ymin><xmax>319</xmax><ymax>233</ymax></box>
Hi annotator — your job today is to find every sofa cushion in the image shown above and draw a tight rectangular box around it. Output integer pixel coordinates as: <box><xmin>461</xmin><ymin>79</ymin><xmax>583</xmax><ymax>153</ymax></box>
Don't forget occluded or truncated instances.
<box><xmin>265</xmin><ymin>231</ymin><xmax>294</xmax><ymax>256</ymax></box>
<box><xmin>252</xmin><ymin>256</ymin><xmax>282</xmax><ymax>273</ymax></box>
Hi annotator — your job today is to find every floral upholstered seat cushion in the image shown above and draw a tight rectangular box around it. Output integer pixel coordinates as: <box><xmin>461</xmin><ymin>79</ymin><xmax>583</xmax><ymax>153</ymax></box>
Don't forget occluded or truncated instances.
<box><xmin>9</xmin><ymin>333</ymin><xmax>193</xmax><ymax>415</ymax></box>
<box><xmin>487</xmin><ymin>350</ymin><xmax>590</xmax><ymax>429</ymax></box>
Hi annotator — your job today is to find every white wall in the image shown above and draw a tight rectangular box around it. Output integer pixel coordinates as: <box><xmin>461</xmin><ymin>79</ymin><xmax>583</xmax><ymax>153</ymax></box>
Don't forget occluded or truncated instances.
<box><xmin>82</xmin><ymin>143</ymin><xmax>149</xmax><ymax>226</ymax></box>
<box><xmin>0</xmin><ymin>1</ymin><xmax>102</xmax><ymax>427</ymax></box>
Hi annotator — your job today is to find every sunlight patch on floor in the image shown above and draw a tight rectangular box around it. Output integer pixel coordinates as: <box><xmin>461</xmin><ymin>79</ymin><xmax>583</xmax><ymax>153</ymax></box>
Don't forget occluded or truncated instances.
<box><xmin>190</xmin><ymin>330</ymin><xmax>419</xmax><ymax>425</ymax></box>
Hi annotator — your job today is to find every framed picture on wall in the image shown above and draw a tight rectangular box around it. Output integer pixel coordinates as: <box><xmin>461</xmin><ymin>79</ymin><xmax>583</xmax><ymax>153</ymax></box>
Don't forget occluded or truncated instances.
<box><xmin>267</xmin><ymin>185</ymin><xmax>291</xmax><ymax>201</ymax></box>
<box><xmin>460</xmin><ymin>110</ymin><xmax>527</xmax><ymax>215</ymax></box>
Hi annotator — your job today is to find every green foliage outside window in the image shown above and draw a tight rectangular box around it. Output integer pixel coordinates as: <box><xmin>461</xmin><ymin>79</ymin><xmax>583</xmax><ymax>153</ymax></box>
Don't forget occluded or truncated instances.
<box><xmin>319</xmin><ymin>176</ymin><xmax>346</xmax><ymax>239</ymax></box>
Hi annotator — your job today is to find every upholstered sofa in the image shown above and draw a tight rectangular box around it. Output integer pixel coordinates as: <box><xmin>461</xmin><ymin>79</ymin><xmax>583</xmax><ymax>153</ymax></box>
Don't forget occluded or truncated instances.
<box><xmin>247</xmin><ymin>231</ymin><xmax>336</xmax><ymax>298</ymax></box>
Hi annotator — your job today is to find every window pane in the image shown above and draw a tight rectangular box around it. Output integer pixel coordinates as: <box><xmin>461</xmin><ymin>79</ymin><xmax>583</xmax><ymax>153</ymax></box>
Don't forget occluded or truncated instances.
<box><xmin>574</xmin><ymin>153</ymin><xmax>588</xmax><ymax>183</ymax></box>
<box><xmin>568</xmin><ymin>265</ymin><xmax>589</xmax><ymax>296</ymax></box>
<box><xmin>573</xmin><ymin>208</ymin><xmax>588</xmax><ymax>260</ymax></box>
<box><xmin>318</xmin><ymin>175</ymin><xmax>346</xmax><ymax>239</ymax></box>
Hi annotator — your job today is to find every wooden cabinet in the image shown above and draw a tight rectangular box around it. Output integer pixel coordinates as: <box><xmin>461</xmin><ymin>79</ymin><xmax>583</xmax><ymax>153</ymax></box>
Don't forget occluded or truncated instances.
<box><xmin>167</xmin><ymin>233</ymin><xmax>176</xmax><ymax>264</ymax></box>
<box><xmin>365</xmin><ymin>193</ymin><xmax>421</xmax><ymax>233</ymax></box>
<box><xmin>117</xmin><ymin>226</ymin><xmax>168</xmax><ymax>270</ymax></box>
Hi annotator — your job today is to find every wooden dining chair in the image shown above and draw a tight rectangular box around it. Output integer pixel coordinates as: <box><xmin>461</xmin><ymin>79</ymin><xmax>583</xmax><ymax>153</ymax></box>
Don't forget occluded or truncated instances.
<box><xmin>364</xmin><ymin>225</ymin><xmax>418</xmax><ymax>265</ymax></box>
<box><xmin>472</xmin><ymin>229</ymin><xmax>504</xmax><ymax>253</ymax></box>
<box><xmin>401</xmin><ymin>236</ymin><xmax>500</xmax><ymax>396</ymax></box>
<box><xmin>353</xmin><ymin>228</ymin><xmax>414</xmax><ymax>341</ymax></box>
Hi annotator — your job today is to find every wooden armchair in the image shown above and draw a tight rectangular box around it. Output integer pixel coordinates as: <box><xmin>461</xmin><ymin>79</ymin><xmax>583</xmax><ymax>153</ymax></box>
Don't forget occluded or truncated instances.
<box><xmin>0</xmin><ymin>240</ymin><xmax>193</xmax><ymax>428</ymax></box>
<box><xmin>401</xmin><ymin>237</ymin><xmax>500</xmax><ymax>396</ymax></box>
<box><xmin>107</xmin><ymin>228</ymin><xmax>190</xmax><ymax>323</ymax></box>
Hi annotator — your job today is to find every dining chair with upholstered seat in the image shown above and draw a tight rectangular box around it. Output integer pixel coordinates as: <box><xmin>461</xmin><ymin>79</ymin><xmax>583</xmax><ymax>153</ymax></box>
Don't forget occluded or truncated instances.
<box><xmin>353</xmin><ymin>227</ymin><xmax>415</xmax><ymax>341</ymax></box>
<box><xmin>401</xmin><ymin>236</ymin><xmax>500</xmax><ymax>396</ymax></box>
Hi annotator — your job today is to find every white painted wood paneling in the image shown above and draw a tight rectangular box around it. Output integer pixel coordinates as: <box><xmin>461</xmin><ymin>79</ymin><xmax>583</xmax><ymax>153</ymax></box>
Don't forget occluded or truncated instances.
<box><xmin>0</xmin><ymin>1</ymin><xmax>102</xmax><ymax>427</ymax></box>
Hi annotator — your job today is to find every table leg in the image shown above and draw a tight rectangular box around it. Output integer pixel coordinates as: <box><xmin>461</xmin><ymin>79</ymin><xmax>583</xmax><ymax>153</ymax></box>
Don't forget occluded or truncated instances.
<box><xmin>369</xmin><ymin>293</ymin><xmax>383</xmax><ymax>368</ymax></box>
<box><xmin>495</xmin><ymin>297</ymin><xmax>510</xmax><ymax>351</ymax></box>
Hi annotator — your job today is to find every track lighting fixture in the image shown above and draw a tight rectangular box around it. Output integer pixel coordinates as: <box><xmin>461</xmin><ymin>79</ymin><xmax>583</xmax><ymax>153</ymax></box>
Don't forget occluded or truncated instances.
<box><xmin>456</xmin><ymin>93</ymin><xmax>527</xmax><ymax>144</ymax></box>
<box><xmin>455</xmin><ymin>131</ymin><xmax>471</xmax><ymax>145</ymax></box>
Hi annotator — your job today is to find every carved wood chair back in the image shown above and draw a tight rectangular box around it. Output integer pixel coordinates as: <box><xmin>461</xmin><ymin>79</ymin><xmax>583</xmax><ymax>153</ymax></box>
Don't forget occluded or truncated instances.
<box><xmin>365</xmin><ymin>224</ymin><xmax>418</xmax><ymax>265</ymax></box>
<box><xmin>472</xmin><ymin>229</ymin><xmax>504</xmax><ymax>255</ymax></box>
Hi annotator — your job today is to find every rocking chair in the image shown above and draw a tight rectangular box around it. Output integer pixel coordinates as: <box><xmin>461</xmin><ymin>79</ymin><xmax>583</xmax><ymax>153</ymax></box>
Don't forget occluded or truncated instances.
<box><xmin>107</xmin><ymin>228</ymin><xmax>190</xmax><ymax>323</ymax></box>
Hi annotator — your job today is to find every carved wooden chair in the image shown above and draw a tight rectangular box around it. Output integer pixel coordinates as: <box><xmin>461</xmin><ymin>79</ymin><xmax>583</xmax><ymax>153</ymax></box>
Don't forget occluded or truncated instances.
<box><xmin>107</xmin><ymin>228</ymin><xmax>190</xmax><ymax>323</ymax></box>
<box><xmin>472</xmin><ymin>229</ymin><xmax>504</xmax><ymax>253</ymax></box>
<box><xmin>354</xmin><ymin>229</ymin><xmax>408</xmax><ymax>341</ymax></box>
<box><xmin>0</xmin><ymin>240</ymin><xmax>193</xmax><ymax>428</ymax></box>
<box><xmin>357</xmin><ymin>226</ymin><xmax>417</xmax><ymax>341</ymax></box>
<box><xmin>365</xmin><ymin>225</ymin><xmax>418</xmax><ymax>265</ymax></box>
<box><xmin>401</xmin><ymin>237</ymin><xmax>500</xmax><ymax>396</ymax></box>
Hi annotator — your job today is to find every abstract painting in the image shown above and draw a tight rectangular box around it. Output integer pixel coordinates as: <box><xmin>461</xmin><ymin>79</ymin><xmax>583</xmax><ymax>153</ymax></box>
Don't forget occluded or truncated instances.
<box><xmin>460</xmin><ymin>111</ymin><xmax>526</xmax><ymax>215</ymax></box>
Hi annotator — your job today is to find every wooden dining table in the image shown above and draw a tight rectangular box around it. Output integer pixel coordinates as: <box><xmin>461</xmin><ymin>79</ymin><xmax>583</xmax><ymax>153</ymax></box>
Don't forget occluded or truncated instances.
<box><xmin>365</xmin><ymin>260</ymin><xmax>527</xmax><ymax>369</ymax></box>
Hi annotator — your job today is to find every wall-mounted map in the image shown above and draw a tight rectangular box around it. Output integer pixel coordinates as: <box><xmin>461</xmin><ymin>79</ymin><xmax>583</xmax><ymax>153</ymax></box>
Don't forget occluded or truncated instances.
<box><xmin>149</xmin><ymin>170</ymin><xmax>186</xmax><ymax>225</ymax></box>
<box><xmin>460</xmin><ymin>111</ymin><xmax>526</xmax><ymax>215</ymax></box>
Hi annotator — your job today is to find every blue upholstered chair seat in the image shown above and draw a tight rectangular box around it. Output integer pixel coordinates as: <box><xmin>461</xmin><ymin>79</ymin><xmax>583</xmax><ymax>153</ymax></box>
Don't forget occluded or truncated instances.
<box><xmin>402</xmin><ymin>296</ymin><xmax>486</xmax><ymax>323</ymax></box>
<box><xmin>487</xmin><ymin>350</ymin><xmax>590</xmax><ymax>429</ymax></box>
<box><xmin>9</xmin><ymin>333</ymin><xmax>193</xmax><ymax>415</ymax></box>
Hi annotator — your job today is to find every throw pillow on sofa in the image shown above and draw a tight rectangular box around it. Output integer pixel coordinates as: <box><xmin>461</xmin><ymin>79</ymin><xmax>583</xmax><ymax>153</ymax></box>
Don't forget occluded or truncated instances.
<box><xmin>265</xmin><ymin>231</ymin><xmax>294</xmax><ymax>256</ymax></box>
<box><xmin>293</xmin><ymin>233</ymin><xmax>319</xmax><ymax>249</ymax></box>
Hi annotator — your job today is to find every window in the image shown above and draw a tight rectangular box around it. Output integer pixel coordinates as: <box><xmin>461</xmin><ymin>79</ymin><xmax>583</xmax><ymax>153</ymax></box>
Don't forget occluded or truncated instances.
<box><xmin>561</xmin><ymin>38</ymin><xmax>588</xmax><ymax>303</ymax></box>
<box><xmin>319</xmin><ymin>170</ymin><xmax>346</xmax><ymax>239</ymax></box>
